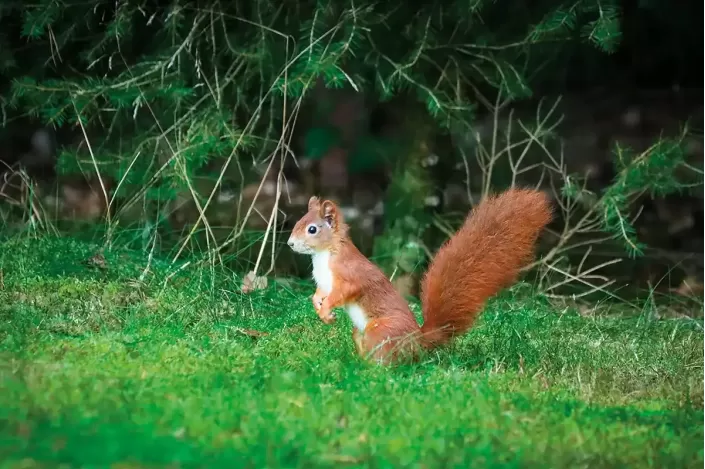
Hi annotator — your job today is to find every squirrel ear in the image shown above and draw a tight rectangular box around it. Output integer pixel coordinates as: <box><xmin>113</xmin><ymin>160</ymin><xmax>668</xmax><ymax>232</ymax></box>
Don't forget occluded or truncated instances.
<box><xmin>308</xmin><ymin>196</ymin><xmax>321</xmax><ymax>212</ymax></box>
<box><xmin>320</xmin><ymin>200</ymin><xmax>338</xmax><ymax>228</ymax></box>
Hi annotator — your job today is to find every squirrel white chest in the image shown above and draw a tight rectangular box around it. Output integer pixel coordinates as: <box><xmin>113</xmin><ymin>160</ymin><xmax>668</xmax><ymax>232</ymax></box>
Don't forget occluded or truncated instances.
<box><xmin>312</xmin><ymin>251</ymin><xmax>334</xmax><ymax>295</ymax></box>
<box><xmin>311</xmin><ymin>251</ymin><xmax>369</xmax><ymax>331</ymax></box>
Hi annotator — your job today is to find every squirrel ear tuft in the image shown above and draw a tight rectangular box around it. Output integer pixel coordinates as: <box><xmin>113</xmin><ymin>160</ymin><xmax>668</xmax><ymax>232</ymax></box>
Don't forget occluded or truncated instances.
<box><xmin>320</xmin><ymin>200</ymin><xmax>338</xmax><ymax>227</ymax></box>
<box><xmin>308</xmin><ymin>196</ymin><xmax>321</xmax><ymax>212</ymax></box>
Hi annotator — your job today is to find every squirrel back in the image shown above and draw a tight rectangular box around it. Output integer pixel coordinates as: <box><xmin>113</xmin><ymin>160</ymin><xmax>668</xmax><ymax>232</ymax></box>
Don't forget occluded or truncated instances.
<box><xmin>419</xmin><ymin>188</ymin><xmax>553</xmax><ymax>347</ymax></box>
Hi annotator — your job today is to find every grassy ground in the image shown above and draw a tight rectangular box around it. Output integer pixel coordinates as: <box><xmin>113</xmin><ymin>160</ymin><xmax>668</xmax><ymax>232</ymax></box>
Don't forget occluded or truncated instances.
<box><xmin>0</xmin><ymin>235</ymin><xmax>702</xmax><ymax>468</ymax></box>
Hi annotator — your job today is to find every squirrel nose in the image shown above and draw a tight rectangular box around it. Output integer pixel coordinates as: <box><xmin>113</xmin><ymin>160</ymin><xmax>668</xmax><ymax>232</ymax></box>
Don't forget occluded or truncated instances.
<box><xmin>287</xmin><ymin>238</ymin><xmax>294</xmax><ymax>247</ymax></box>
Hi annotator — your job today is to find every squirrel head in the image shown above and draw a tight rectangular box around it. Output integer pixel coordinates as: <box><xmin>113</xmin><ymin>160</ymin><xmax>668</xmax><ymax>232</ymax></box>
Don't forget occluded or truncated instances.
<box><xmin>287</xmin><ymin>196</ymin><xmax>346</xmax><ymax>255</ymax></box>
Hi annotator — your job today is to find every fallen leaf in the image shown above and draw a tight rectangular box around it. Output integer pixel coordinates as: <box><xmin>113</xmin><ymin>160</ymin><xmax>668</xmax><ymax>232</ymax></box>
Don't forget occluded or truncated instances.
<box><xmin>324</xmin><ymin>454</ymin><xmax>364</xmax><ymax>464</ymax></box>
<box><xmin>84</xmin><ymin>252</ymin><xmax>107</xmax><ymax>270</ymax></box>
<box><xmin>241</xmin><ymin>270</ymin><xmax>268</xmax><ymax>293</ymax></box>
<box><xmin>52</xmin><ymin>437</ymin><xmax>67</xmax><ymax>451</ymax></box>
<box><xmin>233</xmin><ymin>327</ymin><xmax>268</xmax><ymax>338</ymax></box>
<box><xmin>16</xmin><ymin>422</ymin><xmax>31</xmax><ymax>438</ymax></box>
<box><xmin>671</xmin><ymin>276</ymin><xmax>704</xmax><ymax>296</ymax></box>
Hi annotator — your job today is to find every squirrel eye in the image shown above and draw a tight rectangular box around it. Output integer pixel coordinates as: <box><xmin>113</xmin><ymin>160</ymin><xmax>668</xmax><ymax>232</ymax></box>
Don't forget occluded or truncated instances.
<box><xmin>307</xmin><ymin>225</ymin><xmax>317</xmax><ymax>235</ymax></box>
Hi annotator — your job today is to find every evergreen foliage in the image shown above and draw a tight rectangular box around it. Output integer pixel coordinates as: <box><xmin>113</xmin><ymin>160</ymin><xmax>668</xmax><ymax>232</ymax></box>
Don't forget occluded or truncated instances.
<box><xmin>1</xmin><ymin>0</ymin><xmax>700</xmax><ymax>286</ymax></box>
<box><xmin>2</xmin><ymin>0</ymin><xmax>621</xmax><ymax>183</ymax></box>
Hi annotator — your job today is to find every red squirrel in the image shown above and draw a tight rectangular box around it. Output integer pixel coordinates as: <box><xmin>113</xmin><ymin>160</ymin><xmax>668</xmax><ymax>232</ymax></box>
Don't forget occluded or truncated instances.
<box><xmin>287</xmin><ymin>188</ymin><xmax>553</xmax><ymax>364</ymax></box>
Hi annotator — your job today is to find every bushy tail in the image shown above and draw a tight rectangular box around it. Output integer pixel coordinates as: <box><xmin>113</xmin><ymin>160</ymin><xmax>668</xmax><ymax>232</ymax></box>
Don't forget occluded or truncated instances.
<box><xmin>419</xmin><ymin>188</ymin><xmax>553</xmax><ymax>348</ymax></box>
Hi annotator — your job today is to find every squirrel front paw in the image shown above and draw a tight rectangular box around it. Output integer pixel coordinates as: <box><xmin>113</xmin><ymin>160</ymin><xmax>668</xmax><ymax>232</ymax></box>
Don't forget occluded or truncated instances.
<box><xmin>318</xmin><ymin>309</ymin><xmax>336</xmax><ymax>324</ymax></box>
<box><xmin>312</xmin><ymin>292</ymin><xmax>326</xmax><ymax>312</ymax></box>
<box><xmin>317</xmin><ymin>299</ymin><xmax>336</xmax><ymax>324</ymax></box>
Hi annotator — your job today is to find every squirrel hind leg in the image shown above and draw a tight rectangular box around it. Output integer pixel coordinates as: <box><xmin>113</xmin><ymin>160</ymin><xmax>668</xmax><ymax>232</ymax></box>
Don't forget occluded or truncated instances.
<box><xmin>352</xmin><ymin>328</ymin><xmax>366</xmax><ymax>357</ymax></box>
<box><xmin>355</xmin><ymin>319</ymin><xmax>421</xmax><ymax>365</ymax></box>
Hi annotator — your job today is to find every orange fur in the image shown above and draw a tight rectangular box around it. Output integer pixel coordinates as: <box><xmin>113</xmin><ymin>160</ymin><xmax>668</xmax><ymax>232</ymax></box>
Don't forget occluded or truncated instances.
<box><xmin>287</xmin><ymin>189</ymin><xmax>553</xmax><ymax>364</ymax></box>
<box><xmin>419</xmin><ymin>188</ymin><xmax>553</xmax><ymax>347</ymax></box>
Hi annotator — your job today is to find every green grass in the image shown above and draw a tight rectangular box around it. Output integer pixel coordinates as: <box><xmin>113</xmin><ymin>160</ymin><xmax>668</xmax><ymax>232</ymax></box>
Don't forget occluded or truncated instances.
<box><xmin>0</xmin><ymin>236</ymin><xmax>702</xmax><ymax>468</ymax></box>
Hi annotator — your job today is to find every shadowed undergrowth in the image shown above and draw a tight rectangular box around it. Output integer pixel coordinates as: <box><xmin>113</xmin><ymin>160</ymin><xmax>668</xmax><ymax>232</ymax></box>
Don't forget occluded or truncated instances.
<box><xmin>0</xmin><ymin>236</ymin><xmax>702</xmax><ymax>468</ymax></box>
